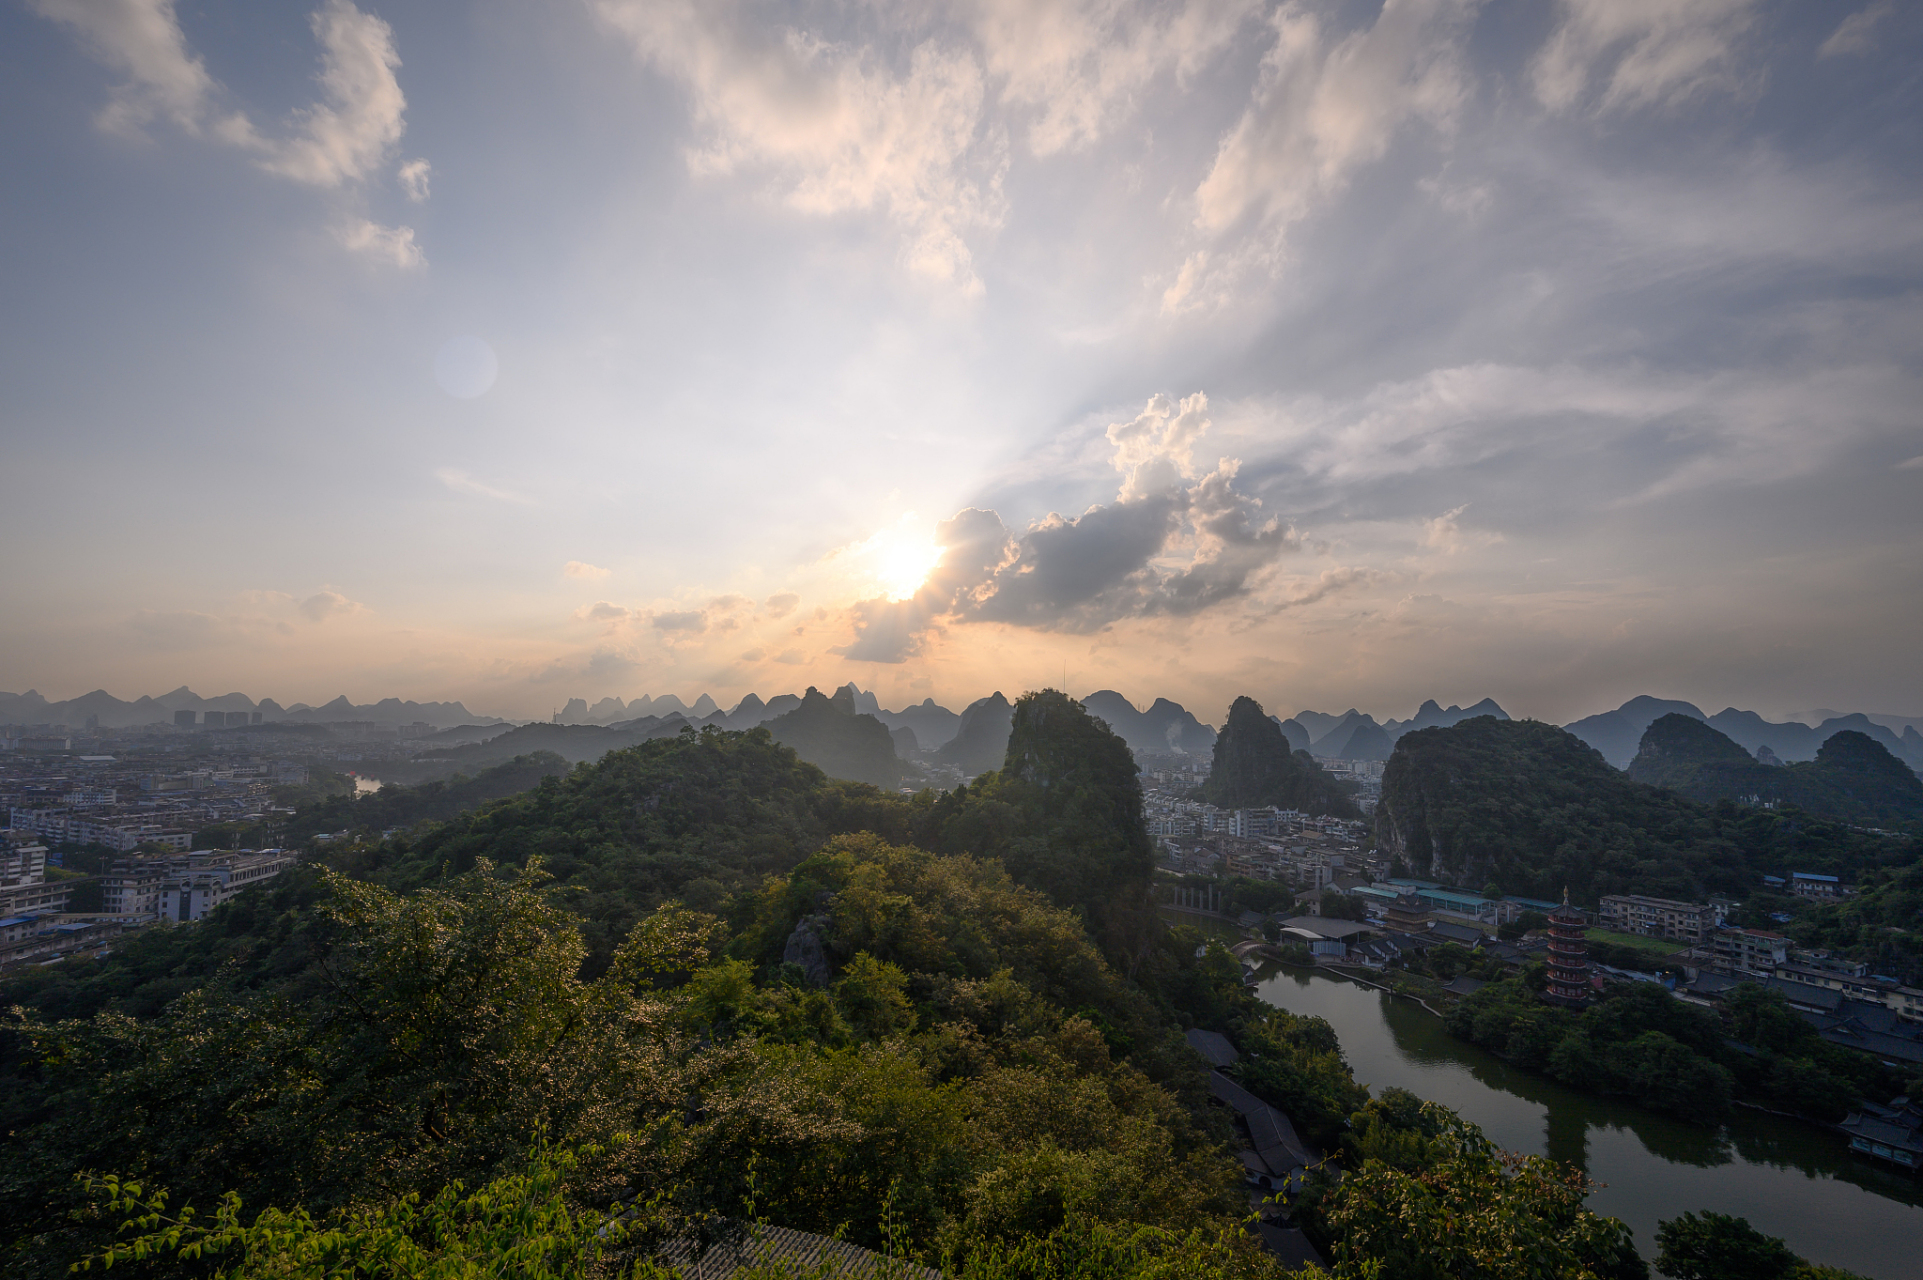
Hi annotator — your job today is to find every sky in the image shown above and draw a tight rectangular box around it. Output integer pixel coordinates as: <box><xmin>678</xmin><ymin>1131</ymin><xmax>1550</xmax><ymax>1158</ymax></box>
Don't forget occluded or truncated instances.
<box><xmin>2</xmin><ymin>0</ymin><xmax>1920</xmax><ymax>725</ymax></box>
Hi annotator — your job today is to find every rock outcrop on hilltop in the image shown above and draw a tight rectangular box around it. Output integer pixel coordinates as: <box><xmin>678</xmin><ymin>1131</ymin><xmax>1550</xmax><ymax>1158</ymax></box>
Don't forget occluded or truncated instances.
<box><xmin>934</xmin><ymin>692</ymin><xmax>1015</xmax><ymax>778</ymax></box>
<box><xmin>765</xmin><ymin>686</ymin><xmax>907</xmax><ymax>789</ymax></box>
<box><xmin>1201</xmin><ymin>696</ymin><xmax>1359</xmax><ymax>817</ymax></box>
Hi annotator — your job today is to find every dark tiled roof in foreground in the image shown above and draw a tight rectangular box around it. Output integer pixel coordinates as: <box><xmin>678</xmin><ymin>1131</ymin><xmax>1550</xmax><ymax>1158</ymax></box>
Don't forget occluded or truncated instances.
<box><xmin>1208</xmin><ymin>1071</ymin><xmax>1317</xmax><ymax>1174</ymax></box>
<box><xmin>1185</xmin><ymin>1027</ymin><xmax>1240</xmax><ymax>1067</ymax></box>
<box><xmin>660</xmin><ymin>1225</ymin><xmax>940</xmax><ymax>1280</ymax></box>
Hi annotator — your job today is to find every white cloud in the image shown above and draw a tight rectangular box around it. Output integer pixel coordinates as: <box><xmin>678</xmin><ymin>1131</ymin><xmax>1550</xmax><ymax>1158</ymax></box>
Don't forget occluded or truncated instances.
<box><xmin>1820</xmin><ymin>1</ymin><xmax>1896</xmax><ymax>59</ymax></box>
<box><xmin>435</xmin><ymin>468</ymin><xmax>532</xmax><ymax>504</ymax></box>
<box><xmin>1236</xmin><ymin>358</ymin><xmax>1921</xmax><ymax>502</ymax></box>
<box><xmin>1106</xmin><ymin>390</ymin><xmax>1213</xmax><ymax>500</ymax></box>
<box><xmin>247</xmin><ymin>0</ymin><xmax>408</xmax><ymax>187</ymax></box>
<box><xmin>340</xmin><ymin>218</ymin><xmax>425</xmax><ymax>268</ymax></box>
<box><xmin>33</xmin><ymin>0</ymin><xmax>420</xmax><ymax>267</ymax></box>
<box><xmin>298</xmin><ymin>589</ymin><xmax>365</xmax><ymax>622</ymax></box>
<box><xmin>36</xmin><ymin>0</ymin><xmax>409</xmax><ymax>186</ymax></box>
<box><xmin>27</xmin><ymin>0</ymin><xmax>233</xmax><ymax>137</ymax></box>
<box><xmin>1169</xmin><ymin>0</ymin><xmax>1478</xmax><ymax>312</ymax></box>
<box><xmin>398</xmin><ymin>157</ymin><xmax>432</xmax><ymax>201</ymax></box>
<box><xmin>1532</xmin><ymin>0</ymin><xmax>1757</xmax><ymax>114</ymax></box>
<box><xmin>971</xmin><ymin>0</ymin><xmax>1255</xmax><ymax>155</ymax></box>
<box><xmin>563</xmin><ymin>560</ymin><xmax>612</xmax><ymax>580</ymax></box>
<box><xmin>1419</xmin><ymin>504</ymin><xmax>1501</xmax><ymax>554</ymax></box>
<box><xmin>596</xmin><ymin>0</ymin><xmax>1004</xmax><ymax>293</ymax></box>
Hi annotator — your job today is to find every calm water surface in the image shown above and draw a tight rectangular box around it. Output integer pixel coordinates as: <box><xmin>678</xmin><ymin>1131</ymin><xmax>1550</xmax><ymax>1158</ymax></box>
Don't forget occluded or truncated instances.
<box><xmin>1252</xmin><ymin>964</ymin><xmax>1923</xmax><ymax>1279</ymax></box>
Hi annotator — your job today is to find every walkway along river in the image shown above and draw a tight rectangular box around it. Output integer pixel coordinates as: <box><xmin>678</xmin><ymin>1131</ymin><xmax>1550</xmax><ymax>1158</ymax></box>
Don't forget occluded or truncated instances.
<box><xmin>1251</xmin><ymin>963</ymin><xmax>1923</xmax><ymax>1279</ymax></box>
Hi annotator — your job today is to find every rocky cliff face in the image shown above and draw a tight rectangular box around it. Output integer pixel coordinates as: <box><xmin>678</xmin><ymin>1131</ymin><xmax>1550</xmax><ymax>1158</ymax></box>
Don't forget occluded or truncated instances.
<box><xmin>1202</xmin><ymin>696</ymin><xmax>1359</xmax><ymax>817</ymax></box>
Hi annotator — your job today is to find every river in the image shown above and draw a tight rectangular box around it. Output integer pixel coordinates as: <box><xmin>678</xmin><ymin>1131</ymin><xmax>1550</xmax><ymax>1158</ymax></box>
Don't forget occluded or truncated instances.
<box><xmin>1251</xmin><ymin>963</ymin><xmax>1923</xmax><ymax>1278</ymax></box>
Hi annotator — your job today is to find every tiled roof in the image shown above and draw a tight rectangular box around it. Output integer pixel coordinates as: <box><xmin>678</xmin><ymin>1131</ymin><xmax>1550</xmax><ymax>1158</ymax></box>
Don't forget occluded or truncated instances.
<box><xmin>1185</xmin><ymin>1027</ymin><xmax>1240</xmax><ymax>1067</ymax></box>
<box><xmin>659</xmin><ymin>1225</ymin><xmax>940</xmax><ymax>1280</ymax></box>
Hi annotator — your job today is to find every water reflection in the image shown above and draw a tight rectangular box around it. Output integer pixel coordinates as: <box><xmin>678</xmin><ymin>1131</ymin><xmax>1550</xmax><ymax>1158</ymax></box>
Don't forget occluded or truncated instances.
<box><xmin>1250</xmin><ymin>963</ymin><xmax>1922</xmax><ymax>1279</ymax></box>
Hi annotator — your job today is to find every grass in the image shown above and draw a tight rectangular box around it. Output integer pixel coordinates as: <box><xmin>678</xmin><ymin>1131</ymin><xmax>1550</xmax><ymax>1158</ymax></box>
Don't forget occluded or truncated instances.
<box><xmin>1584</xmin><ymin>927</ymin><xmax>1689</xmax><ymax>957</ymax></box>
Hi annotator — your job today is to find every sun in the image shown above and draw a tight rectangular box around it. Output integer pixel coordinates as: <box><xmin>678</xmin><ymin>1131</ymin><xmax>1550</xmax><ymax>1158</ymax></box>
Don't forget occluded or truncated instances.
<box><xmin>876</xmin><ymin>534</ymin><xmax>943</xmax><ymax>601</ymax></box>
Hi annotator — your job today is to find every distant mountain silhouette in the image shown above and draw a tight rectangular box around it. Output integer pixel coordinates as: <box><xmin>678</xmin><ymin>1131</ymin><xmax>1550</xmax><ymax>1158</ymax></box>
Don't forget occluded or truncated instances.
<box><xmin>935</xmin><ymin>692</ymin><xmax>1015</xmax><ymax>777</ymax></box>
<box><xmin>1078</xmin><ymin>691</ymin><xmax>1216</xmax><ymax>754</ymax></box>
<box><xmin>1382</xmin><ymin>698</ymin><xmax>1510</xmax><ymax>738</ymax></box>
<box><xmin>874</xmin><ymin>697</ymin><xmax>962</xmax><ymax>749</ymax></box>
<box><xmin>0</xmin><ymin>687</ymin><xmax>502</xmax><ymax>729</ymax></box>
<box><xmin>1566</xmin><ymin>696</ymin><xmax>1923</xmax><ymax>771</ymax></box>
<box><xmin>1309</xmin><ymin>712</ymin><xmax>1394</xmax><ymax>761</ymax></box>
<box><xmin>1274</xmin><ymin>716</ymin><xmax>1312</xmax><ymax>754</ymax></box>
<box><xmin>1203</xmin><ymin>697</ymin><xmax>1360</xmax><ymax>817</ymax></box>
<box><xmin>765</xmin><ymin>686</ymin><xmax>906</xmax><ymax>788</ymax></box>
<box><xmin>1628</xmin><ymin>714</ymin><xmax>1923</xmax><ymax>825</ymax></box>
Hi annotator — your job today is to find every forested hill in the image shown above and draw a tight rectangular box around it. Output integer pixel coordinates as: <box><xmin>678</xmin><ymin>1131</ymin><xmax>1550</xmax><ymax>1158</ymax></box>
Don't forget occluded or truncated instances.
<box><xmin>0</xmin><ymin>693</ymin><xmax>1662</xmax><ymax>1280</ymax></box>
<box><xmin>1629</xmin><ymin>714</ymin><xmax>1923</xmax><ymax>828</ymax></box>
<box><xmin>1375</xmin><ymin>716</ymin><xmax>1915</xmax><ymax>905</ymax></box>
<box><xmin>281</xmin><ymin>750</ymin><xmax>573</xmax><ymax>843</ymax></box>
<box><xmin>764</xmin><ymin>685</ymin><xmax>907</xmax><ymax>789</ymax></box>
<box><xmin>1202</xmin><ymin>696</ymin><xmax>1360</xmax><ymax>818</ymax></box>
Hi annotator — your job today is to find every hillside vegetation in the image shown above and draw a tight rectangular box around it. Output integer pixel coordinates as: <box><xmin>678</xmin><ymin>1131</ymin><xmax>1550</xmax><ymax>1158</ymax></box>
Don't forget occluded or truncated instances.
<box><xmin>1629</xmin><ymin>715</ymin><xmax>1923</xmax><ymax>829</ymax></box>
<box><xmin>1202</xmin><ymin>697</ymin><xmax>1360</xmax><ymax>818</ymax></box>
<box><xmin>1376</xmin><ymin>717</ymin><xmax>1915</xmax><ymax>906</ymax></box>
<box><xmin>0</xmin><ymin>692</ymin><xmax>1671</xmax><ymax>1280</ymax></box>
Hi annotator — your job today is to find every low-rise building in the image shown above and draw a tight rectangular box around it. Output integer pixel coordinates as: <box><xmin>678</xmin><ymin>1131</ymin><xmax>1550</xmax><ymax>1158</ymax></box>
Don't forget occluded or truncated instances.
<box><xmin>1707</xmin><ymin>927</ymin><xmax>1789</xmax><ymax>973</ymax></box>
<box><xmin>1791</xmin><ymin>872</ymin><xmax>1844</xmax><ymax>898</ymax></box>
<box><xmin>1597</xmin><ymin>893</ymin><xmax>1715</xmax><ymax>943</ymax></box>
<box><xmin>103</xmin><ymin>849</ymin><xmax>297</xmax><ymax>919</ymax></box>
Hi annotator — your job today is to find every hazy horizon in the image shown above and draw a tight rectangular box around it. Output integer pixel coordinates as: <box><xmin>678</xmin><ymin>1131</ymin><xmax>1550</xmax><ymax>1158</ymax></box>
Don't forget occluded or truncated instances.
<box><xmin>5</xmin><ymin>0</ymin><xmax>1920</xmax><ymax>725</ymax></box>
<box><xmin>5</xmin><ymin>677</ymin><xmax>1919</xmax><ymax>735</ymax></box>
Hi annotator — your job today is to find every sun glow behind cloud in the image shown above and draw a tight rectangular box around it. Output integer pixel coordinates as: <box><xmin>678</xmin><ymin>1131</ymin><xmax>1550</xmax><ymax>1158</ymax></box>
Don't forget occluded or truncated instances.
<box><xmin>836</xmin><ymin>517</ymin><xmax>946</xmax><ymax>603</ymax></box>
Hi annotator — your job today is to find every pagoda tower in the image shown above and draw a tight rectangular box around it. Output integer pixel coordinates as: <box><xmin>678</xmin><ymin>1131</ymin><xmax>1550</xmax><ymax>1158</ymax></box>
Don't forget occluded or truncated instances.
<box><xmin>1544</xmin><ymin>889</ymin><xmax>1592</xmax><ymax>1006</ymax></box>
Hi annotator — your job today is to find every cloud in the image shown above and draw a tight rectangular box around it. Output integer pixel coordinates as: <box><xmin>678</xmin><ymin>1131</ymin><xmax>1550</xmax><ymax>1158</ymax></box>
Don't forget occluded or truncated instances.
<box><xmin>1106</xmin><ymin>391</ymin><xmax>1211</xmax><ymax>500</ymax></box>
<box><xmin>1270</xmin><ymin>566</ymin><xmax>1393</xmax><ymax>610</ymax></box>
<box><xmin>1418</xmin><ymin>505</ymin><xmax>1502</xmax><ymax>555</ymax></box>
<box><xmin>27</xmin><ymin>0</ymin><xmax>233</xmax><ymax>137</ymax></box>
<box><xmin>340</xmin><ymin>218</ymin><xmax>425</xmax><ymax>268</ymax></box>
<box><xmin>1897</xmin><ymin>455</ymin><xmax>1923</xmax><ymax>471</ymax></box>
<box><xmin>246</xmin><ymin>0</ymin><xmax>408</xmax><ymax>187</ymax></box>
<box><xmin>1532</xmin><ymin>0</ymin><xmax>1757</xmax><ymax>114</ymax></box>
<box><xmin>33</xmin><ymin>0</ymin><xmax>421</xmax><ymax>267</ymax></box>
<box><xmin>651</xmin><ymin>610</ymin><xmax>708</xmax><ymax>632</ymax></box>
<box><xmin>298</xmin><ymin>589</ymin><xmax>364</xmax><ymax>622</ymax></box>
<box><xmin>436</xmin><ymin>468</ymin><xmax>532</xmax><ymax>504</ymax></box>
<box><xmin>973</xmin><ymin>0</ymin><xmax>1256</xmax><ymax>155</ymax></box>
<box><xmin>1821</xmin><ymin>2</ymin><xmax>1896</xmax><ymax>58</ymax></box>
<box><xmin>37</xmin><ymin>0</ymin><xmax>410</xmax><ymax>185</ymax></box>
<box><xmin>764</xmin><ymin>591</ymin><xmax>801</xmax><ymax>618</ymax></box>
<box><xmin>595</xmin><ymin>0</ymin><xmax>1004</xmax><ymax>293</ymax></box>
<box><xmin>564</xmin><ymin>560</ymin><xmax>612</xmax><ymax>580</ymax></box>
<box><xmin>579</xmin><ymin>601</ymin><xmax>633</xmax><ymax>622</ymax></box>
<box><xmin>1237</xmin><ymin>359</ymin><xmax>1921</xmax><ymax>500</ymax></box>
<box><xmin>121</xmin><ymin>608</ymin><xmax>238</xmax><ymax>651</ymax></box>
<box><xmin>837</xmin><ymin>392</ymin><xmax>1296</xmax><ymax>660</ymax></box>
<box><xmin>1169</xmin><ymin>0</ymin><xmax>1478</xmax><ymax>311</ymax></box>
<box><xmin>398</xmin><ymin>157</ymin><xmax>431</xmax><ymax>200</ymax></box>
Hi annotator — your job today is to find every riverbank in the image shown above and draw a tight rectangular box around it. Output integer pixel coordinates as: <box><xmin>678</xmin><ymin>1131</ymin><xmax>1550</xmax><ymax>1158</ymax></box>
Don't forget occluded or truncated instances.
<box><xmin>1250</xmin><ymin>963</ymin><xmax>1922</xmax><ymax>1278</ymax></box>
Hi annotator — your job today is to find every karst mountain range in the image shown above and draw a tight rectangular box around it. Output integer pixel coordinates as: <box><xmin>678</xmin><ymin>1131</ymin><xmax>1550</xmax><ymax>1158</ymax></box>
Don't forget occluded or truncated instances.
<box><xmin>6</xmin><ymin>684</ymin><xmax>1920</xmax><ymax>776</ymax></box>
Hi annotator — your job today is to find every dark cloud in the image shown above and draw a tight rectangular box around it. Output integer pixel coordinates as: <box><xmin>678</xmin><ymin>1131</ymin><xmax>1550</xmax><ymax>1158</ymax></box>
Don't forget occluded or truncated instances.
<box><xmin>840</xmin><ymin>410</ymin><xmax>1298</xmax><ymax>661</ymax></box>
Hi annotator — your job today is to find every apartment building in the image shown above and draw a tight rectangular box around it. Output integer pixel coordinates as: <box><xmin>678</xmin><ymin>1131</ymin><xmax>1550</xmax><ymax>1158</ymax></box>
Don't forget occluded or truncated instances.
<box><xmin>1708</xmin><ymin>927</ymin><xmax>1790</xmax><ymax>973</ymax></box>
<box><xmin>104</xmin><ymin>849</ymin><xmax>296</xmax><ymax>918</ymax></box>
<box><xmin>1597</xmin><ymin>894</ymin><xmax>1716</xmax><ymax>943</ymax></box>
